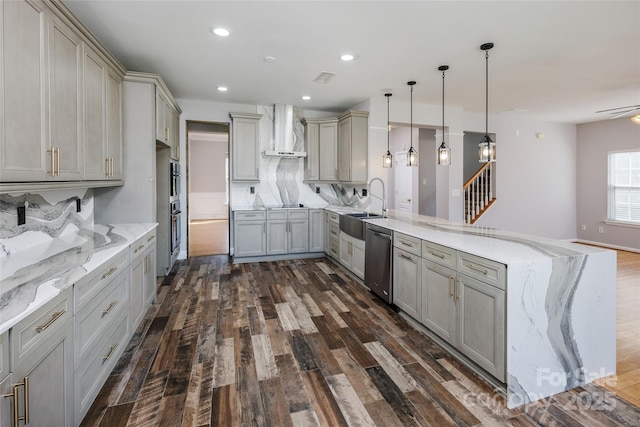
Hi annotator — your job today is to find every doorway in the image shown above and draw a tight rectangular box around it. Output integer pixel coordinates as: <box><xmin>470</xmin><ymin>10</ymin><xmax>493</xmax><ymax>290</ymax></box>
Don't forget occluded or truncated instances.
<box><xmin>186</xmin><ymin>121</ymin><xmax>230</xmax><ymax>256</ymax></box>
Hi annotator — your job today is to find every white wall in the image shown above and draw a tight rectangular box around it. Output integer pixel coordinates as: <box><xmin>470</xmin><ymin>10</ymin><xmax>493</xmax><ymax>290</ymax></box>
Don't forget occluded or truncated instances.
<box><xmin>466</xmin><ymin>112</ymin><xmax>578</xmax><ymax>240</ymax></box>
<box><xmin>576</xmin><ymin>117</ymin><xmax>640</xmax><ymax>251</ymax></box>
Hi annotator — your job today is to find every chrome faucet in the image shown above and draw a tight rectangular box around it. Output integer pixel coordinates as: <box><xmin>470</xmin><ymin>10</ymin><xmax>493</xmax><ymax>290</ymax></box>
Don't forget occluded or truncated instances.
<box><xmin>368</xmin><ymin>177</ymin><xmax>387</xmax><ymax>217</ymax></box>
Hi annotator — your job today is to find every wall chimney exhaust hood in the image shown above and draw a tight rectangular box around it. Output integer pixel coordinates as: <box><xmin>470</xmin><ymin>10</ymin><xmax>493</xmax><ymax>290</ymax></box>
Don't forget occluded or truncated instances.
<box><xmin>263</xmin><ymin>104</ymin><xmax>307</xmax><ymax>158</ymax></box>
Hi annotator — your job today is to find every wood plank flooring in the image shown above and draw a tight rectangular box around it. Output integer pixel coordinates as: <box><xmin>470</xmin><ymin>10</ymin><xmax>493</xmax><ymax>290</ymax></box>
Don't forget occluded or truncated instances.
<box><xmin>81</xmin><ymin>254</ymin><xmax>640</xmax><ymax>426</ymax></box>
<box><xmin>188</xmin><ymin>219</ymin><xmax>229</xmax><ymax>256</ymax></box>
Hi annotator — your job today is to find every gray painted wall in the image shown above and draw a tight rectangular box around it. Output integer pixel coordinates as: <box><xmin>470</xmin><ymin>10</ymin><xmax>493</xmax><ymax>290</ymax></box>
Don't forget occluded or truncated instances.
<box><xmin>576</xmin><ymin>117</ymin><xmax>640</xmax><ymax>250</ymax></box>
<box><xmin>189</xmin><ymin>137</ymin><xmax>227</xmax><ymax>193</ymax></box>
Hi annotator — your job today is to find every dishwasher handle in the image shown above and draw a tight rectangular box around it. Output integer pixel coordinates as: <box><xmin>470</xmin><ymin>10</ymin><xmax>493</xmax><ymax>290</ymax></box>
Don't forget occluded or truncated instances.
<box><xmin>370</xmin><ymin>231</ymin><xmax>392</xmax><ymax>240</ymax></box>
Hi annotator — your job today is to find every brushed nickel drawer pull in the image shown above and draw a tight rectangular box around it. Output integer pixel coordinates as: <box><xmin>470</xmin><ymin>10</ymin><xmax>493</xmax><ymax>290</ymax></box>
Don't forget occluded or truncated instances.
<box><xmin>398</xmin><ymin>253</ymin><xmax>412</xmax><ymax>261</ymax></box>
<box><xmin>465</xmin><ymin>263</ymin><xmax>488</xmax><ymax>275</ymax></box>
<box><xmin>448</xmin><ymin>277</ymin><xmax>454</xmax><ymax>298</ymax></box>
<box><xmin>102</xmin><ymin>267</ymin><xmax>117</xmax><ymax>279</ymax></box>
<box><xmin>400</xmin><ymin>240</ymin><xmax>413</xmax><ymax>247</ymax></box>
<box><xmin>429</xmin><ymin>250</ymin><xmax>445</xmax><ymax>259</ymax></box>
<box><xmin>135</xmin><ymin>244</ymin><xmax>145</xmax><ymax>253</ymax></box>
<box><xmin>147</xmin><ymin>235</ymin><xmax>156</xmax><ymax>242</ymax></box>
<box><xmin>103</xmin><ymin>343</ymin><xmax>118</xmax><ymax>362</ymax></box>
<box><xmin>35</xmin><ymin>310</ymin><xmax>65</xmax><ymax>333</ymax></box>
<box><xmin>102</xmin><ymin>301</ymin><xmax>118</xmax><ymax>317</ymax></box>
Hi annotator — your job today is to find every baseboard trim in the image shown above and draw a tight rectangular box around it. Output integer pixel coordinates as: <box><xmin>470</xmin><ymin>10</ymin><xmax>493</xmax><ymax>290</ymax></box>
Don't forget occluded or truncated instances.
<box><xmin>232</xmin><ymin>252</ymin><xmax>325</xmax><ymax>264</ymax></box>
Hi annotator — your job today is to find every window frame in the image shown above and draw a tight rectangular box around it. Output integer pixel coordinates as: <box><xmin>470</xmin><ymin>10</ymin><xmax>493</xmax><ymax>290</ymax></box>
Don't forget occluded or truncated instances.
<box><xmin>607</xmin><ymin>149</ymin><xmax>640</xmax><ymax>226</ymax></box>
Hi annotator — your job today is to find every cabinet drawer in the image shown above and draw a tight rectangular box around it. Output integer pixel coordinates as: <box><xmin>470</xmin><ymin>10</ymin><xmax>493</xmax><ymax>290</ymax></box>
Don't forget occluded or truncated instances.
<box><xmin>267</xmin><ymin>209</ymin><xmax>287</xmax><ymax>220</ymax></box>
<box><xmin>457</xmin><ymin>252</ymin><xmax>506</xmax><ymax>290</ymax></box>
<box><xmin>12</xmin><ymin>288</ymin><xmax>73</xmax><ymax>366</ymax></box>
<box><xmin>394</xmin><ymin>232</ymin><xmax>421</xmax><ymax>257</ymax></box>
<box><xmin>0</xmin><ymin>331</ymin><xmax>8</xmax><ymax>382</ymax></box>
<box><xmin>75</xmin><ymin>314</ymin><xmax>128</xmax><ymax>418</ymax></box>
<box><xmin>75</xmin><ymin>248</ymin><xmax>128</xmax><ymax>311</ymax></box>
<box><xmin>75</xmin><ymin>269</ymin><xmax>129</xmax><ymax>365</ymax></box>
<box><xmin>131</xmin><ymin>229</ymin><xmax>157</xmax><ymax>260</ymax></box>
<box><xmin>327</xmin><ymin>211</ymin><xmax>339</xmax><ymax>224</ymax></box>
<box><xmin>235</xmin><ymin>210</ymin><xmax>266</xmax><ymax>221</ymax></box>
<box><xmin>329</xmin><ymin>239</ymin><xmax>340</xmax><ymax>258</ymax></box>
<box><xmin>422</xmin><ymin>241</ymin><xmax>457</xmax><ymax>269</ymax></box>
<box><xmin>328</xmin><ymin>222</ymin><xmax>340</xmax><ymax>240</ymax></box>
<box><xmin>288</xmin><ymin>209</ymin><xmax>309</xmax><ymax>219</ymax></box>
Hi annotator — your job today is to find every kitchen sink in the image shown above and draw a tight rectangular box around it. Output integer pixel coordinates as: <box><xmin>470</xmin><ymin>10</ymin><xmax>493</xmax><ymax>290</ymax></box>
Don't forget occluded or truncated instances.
<box><xmin>339</xmin><ymin>212</ymin><xmax>382</xmax><ymax>240</ymax></box>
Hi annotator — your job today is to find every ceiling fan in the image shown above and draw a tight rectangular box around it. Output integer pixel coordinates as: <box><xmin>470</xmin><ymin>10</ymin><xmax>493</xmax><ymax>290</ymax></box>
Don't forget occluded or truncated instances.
<box><xmin>595</xmin><ymin>104</ymin><xmax>640</xmax><ymax>119</ymax></box>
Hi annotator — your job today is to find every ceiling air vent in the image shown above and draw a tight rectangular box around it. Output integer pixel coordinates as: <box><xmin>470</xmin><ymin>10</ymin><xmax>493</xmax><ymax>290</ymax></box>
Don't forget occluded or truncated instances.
<box><xmin>313</xmin><ymin>71</ymin><xmax>336</xmax><ymax>84</ymax></box>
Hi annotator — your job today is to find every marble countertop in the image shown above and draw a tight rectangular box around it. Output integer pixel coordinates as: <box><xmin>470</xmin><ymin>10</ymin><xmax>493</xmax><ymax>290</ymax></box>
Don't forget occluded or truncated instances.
<box><xmin>0</xmin><ymin>223</ymin><xmax>157</xmax><ymax>334</ymax></box>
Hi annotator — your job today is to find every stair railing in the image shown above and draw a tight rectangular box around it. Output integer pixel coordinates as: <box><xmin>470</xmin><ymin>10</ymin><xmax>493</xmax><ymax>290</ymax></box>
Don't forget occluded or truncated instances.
<box><xmin>463</xmin><ymin>162</ymin><xmax>494</xmax><ymax>224</ymax></box>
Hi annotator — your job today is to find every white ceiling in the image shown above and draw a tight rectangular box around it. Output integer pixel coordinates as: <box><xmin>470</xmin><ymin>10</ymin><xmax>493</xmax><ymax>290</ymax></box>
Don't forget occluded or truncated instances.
<box><xmin>63</xmin><ymin>0</ymin><xmax>640</xmax><ymax>124</ymax></box>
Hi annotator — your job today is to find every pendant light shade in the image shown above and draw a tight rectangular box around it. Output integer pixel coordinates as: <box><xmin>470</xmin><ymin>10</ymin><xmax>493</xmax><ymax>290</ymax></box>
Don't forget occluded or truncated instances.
<box><xmin>479</xmin><ymin>42</ymin><xmax>496</xmax><ymax>163</ymax></box>
<box><xmin>383</xmin><ymin>93</ymin><xmax>393</xmax><ymax>168</ymax></box>
<box><xmin>407</xmin><ymin>81</ymin><xmax>417</xmax><ymax>167</ymax></box>
<box><xmin>438</xmin><ymin>65</ymin><xmax>451</xmax><ymax>166</ymax></box>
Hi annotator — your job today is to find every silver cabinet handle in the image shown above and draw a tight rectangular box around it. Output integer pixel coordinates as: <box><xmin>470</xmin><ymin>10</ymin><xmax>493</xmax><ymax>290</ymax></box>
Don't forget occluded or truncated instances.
<box><xmin>102</xmin><ymin>267</ymin><xmax>117</xmax><ymax>279</ymax></box>
<box><xmin>102</xmin><ymin>301</ymin><xmax>118</xmax><ymax>317</ymax></box>
<box><xmin>400</xmin><ymin>240</ymin><xmax>414</xmax><ymax>247</ymax></box>
<box><xmin>102</xmin><ymin>343</ymin><xmax>118</xmax><ymax>362</ymax></box>
<box><xmin>398</xmin><ymin>253</ymin><xmax>412</xmax><ymax>261</ymax></box>
<box><xmin>429</xmin><ymin>250</ymin><xmax>445</xmax><ymax>259</ymax></box>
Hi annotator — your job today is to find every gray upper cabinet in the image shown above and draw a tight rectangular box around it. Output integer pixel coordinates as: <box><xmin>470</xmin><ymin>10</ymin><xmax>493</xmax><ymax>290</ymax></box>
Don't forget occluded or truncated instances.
<box><xmin>0</xmin><ymin>0</ymin><xmax>126</xmax><ymax>184</ymax></box>
<box><xmin>230</xmin><ymin>112</ymin><xmax>262</xmax><ymax>182</ymax></box>
<box><xmin>338</xmin><ymin>111</ymin><xmax>368</xmax><ymax>183</ymax></box>
<box><xmin>0</xmin><ymin>0</ymin><xmax>49</xmax><ymax>181</ymax></box>
<box><xmin>303</xmin><ymin>118</ymin><xmax>338</xmax><ymax>182</ymax></box>
<box><xmin>155</xmin><ymin>88</ymin><xmax>181</xmax><ymax>161</ymax></box>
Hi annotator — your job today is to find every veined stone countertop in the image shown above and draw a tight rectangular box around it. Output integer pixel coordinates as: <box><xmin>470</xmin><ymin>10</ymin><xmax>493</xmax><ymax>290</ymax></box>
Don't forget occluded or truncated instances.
<box><xmin>0</xmin><ymin>223</ymin><xmax>157</xmax><ymax>334</ymax></box>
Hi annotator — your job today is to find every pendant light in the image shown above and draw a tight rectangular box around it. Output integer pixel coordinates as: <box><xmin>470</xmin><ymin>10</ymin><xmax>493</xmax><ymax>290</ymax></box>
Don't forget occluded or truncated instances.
<box><xmin>407</xmin><ymin>81</ymin><xmax>418</xmax><ymax>166</ymax></box>
<box><xmin>479</xmin><ymin>42</ymin><xmax>496</xmax><ymax>163</ymax></box>
<box><xmin>383</xmin><ymin>93</ymin><xmax>393</xmax><ymax>168</ymax></box>
<box><xmin>437</xmin><ymin>65</ymin><xmax>451</xmax><ymax>165</ymax></box>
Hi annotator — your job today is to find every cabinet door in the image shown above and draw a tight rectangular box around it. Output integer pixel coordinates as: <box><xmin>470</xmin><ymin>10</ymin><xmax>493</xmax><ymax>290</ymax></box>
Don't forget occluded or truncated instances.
<box><xmin>230</xmin><ymin>113</ymin><xmax>261</xmax><ymax>182</ymax></box>
<box><xmin>13</xmin><ymin>322</ymin><xmax>74</xmax><ymax>427</ymax></box>
<box><xmin>319</xmin><ymin>121</ymin><xmax>338</xmax><ymax>181</ymax></box>
<box><xmin>305</xmin><ymin>121</ymin><xmax>319</xmax><ymax>181</ymax></box>
<box><xmin>267</xmin><ymin>220</ymin><xmax>287</xmax><ymax>255</ymax></box>
<box><xmin>82</xmin><ymin>48</ymin><xmax>107</xmax><ymax>180</ymax></box>
<box><xmin>49</xmin><ymin>15</ymin><xmax>83</xmax><ymax>180</ymax></box>
<box><xmin>170</xmin><ymin>108</ymin><xmax>180</xmax><ymax>161</ymax></box>
<box><xmin>339</xmin><ymin>233</ymin><xmax>352</xmax><ymax>268</ymax></box>
<box><xmin>234</xmin><ymin>220</ymin><xmax>266</xmax><ymax>257</ymax></box>
<box><xmin>324</xmin><ymin>212</ymin><xmax>331</xmax><ymax>254</ymax></box>
<box><xmin>0</xmin><ymin>0</ymin><xmax>49</xmax><ymax>181</ymax></box>
<box><xmin>392</xmin><ymin>247</ymin><xmax>421</xmax><ymax>319</ymax></box>
<box><xmin>130</xmin><ymin>253</ymin><xmax>145</xmax><ymax>331</ymax></box>
<box><xmin>144</xmin><ymin>245</ymin><xmax>157</xmax><ymax>307</ymax></box>
<box><xmin>155</xmin><ymin>91</ymin><xmax>166</xmax><ymax>143</ymax></box>
<box><xmin>309</xmin><ymin>209</ymin><xmax>324</xmax><ymax>252</ymax></box>
<box><xmin>105</xmin><ymin>68</ymin><xmax>123</xmax><ymax>179</ymax></box>
<box><xmin>351</xmin><ymin>238</ymin><xmax>365</xmax><ymax>279</ymax></box>
<box><xmin>338</xmin><ymin>117</ymin><xmax>352</xmax><ymax>182</ymax></box>
<box><xmin>422</xmin><ymin>260</ymin><xmax>456</xmax><ymax>345</ymax></box>
<box><xmin>288</xmin><ymin>218</ymin><xmax>309</xmax><ymax>254</ymax></box>
<box><xmin>456</xmin><ymin>273</ymin><xmax>506</xmax><ymax>382</ymax></box>
<box><xmin>0</xmin><ymin>374</ymin><xmax>13</xmax><ymax>427</ymax></box>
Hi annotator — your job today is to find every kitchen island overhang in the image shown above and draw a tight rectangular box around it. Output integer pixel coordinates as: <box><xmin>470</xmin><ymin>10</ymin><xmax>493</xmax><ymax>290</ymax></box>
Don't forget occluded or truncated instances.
<box><xmin>362</xmin><ymin>212</ymin><xmax>617</xmax><ymax>409</ymax></box>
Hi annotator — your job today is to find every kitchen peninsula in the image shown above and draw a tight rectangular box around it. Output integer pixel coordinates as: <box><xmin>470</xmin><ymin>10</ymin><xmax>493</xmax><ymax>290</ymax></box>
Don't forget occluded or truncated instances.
<box><xmin>357</xmin><ymin>209</ymin><xmax>616</xmax><ymax>408</ymax></box>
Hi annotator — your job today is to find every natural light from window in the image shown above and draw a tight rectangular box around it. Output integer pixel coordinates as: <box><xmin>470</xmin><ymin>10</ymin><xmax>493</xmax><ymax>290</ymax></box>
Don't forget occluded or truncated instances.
<box><xmin>608</xmin><ymin>150</ymin><xmax>640</xmax><ymax>224</ymax></box>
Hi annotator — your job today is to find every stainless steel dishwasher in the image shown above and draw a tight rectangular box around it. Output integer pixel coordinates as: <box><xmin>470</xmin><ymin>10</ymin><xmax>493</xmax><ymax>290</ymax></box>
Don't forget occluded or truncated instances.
<box><xmin>364</xmin><ymin>223</ymin><xmax>394</xmax><ymax>305</ymax></box>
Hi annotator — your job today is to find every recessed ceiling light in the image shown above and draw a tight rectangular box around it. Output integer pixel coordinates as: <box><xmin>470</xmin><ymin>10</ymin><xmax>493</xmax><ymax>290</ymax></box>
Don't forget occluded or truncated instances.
<box><xmin>340</xmin><ymin>54</ymin><xmax>354</xmax><ymax>61</ymax></box>
<box><xmin>212</xmin><ymin>28</ymin><xmax>230</xmax><ymax>37</ymax></box>
<box><xmin>301</xmin><ymin>95</ymin><xmax>311</xmax><ymax>100</ymax></box>
<box><xmin>313</xmin><ymin>71</ymin><xmax>336</xmax><ymax>84</ymax></box>
<box><xmin>264</xmin><ymin>56</ymin><xmax>276</xmax><ymax>63</ymax></box>
<box><xmin>217</xmin><ymin>86</ymin><xmax>228</xmax><ymax>92</ymax></box>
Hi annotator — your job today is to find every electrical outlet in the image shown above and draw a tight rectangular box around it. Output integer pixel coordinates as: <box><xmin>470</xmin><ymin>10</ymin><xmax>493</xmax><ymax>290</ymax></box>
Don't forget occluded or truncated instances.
<box><xmin>581</xmin><ymin>225</ymin><xmax>586</xmax><ymax>231</ymax></box>
<box><xmin>362</xmin><ymin>188</ymin><xmax>367</xmax><ymax>197</ymax></box>
<box><xmin>315</xmin><ymin>187</ymin><xmax>320</xmax><ymax>194</ymax></box>
<box><xmin>76</xmin><ymin>198</ymin><xmax>82</xmax><ymax>212</ymax></box>
<box><xmin>17</xmin><ymin>205</ymin><xmax>26</xmax><ymax>226</ymax></box>
<box><xmin>598</xmin><ymin>226</ymin><xmax>604</xmax><ymax>234</ymax></box>
<box><xmin>353</xmin><ymin>188</ymin><xmax>357</xmax><ymax>196</ymax></box>
<box><xmin>250</xmin><ymin>186</ymin><xmax>255</xmax><ymax>194</ymax></box>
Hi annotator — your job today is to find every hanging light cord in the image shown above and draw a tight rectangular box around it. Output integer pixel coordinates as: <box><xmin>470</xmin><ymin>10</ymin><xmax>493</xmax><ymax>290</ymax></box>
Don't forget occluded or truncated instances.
<box><xmin>485</xmin><ymin>49</ymin><xmax>489</xmax><ymax>137</ymax></box>
<box><xmin>387</xmin><ymin>95</ymin><xmax>390</xmax><ymax>151</ymax></box>
<box><xmin>410</xmin><ymin>84</ymin><xmax>413</xmax><ymax>149</ymax></box>
<box><xmin>442</xmin><ymin>70</ymin><xmax>445</xmax><ymax>142</ymax></box>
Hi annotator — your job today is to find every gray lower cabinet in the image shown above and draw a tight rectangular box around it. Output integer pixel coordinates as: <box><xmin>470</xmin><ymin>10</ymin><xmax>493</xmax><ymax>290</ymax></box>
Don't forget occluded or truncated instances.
<box><xmin>325</xmin><ymin>211</ymin><xmax>340</xmax><ymax>259</ymax></box>
<box><xmin>234</xmin><ymin>211</ymin><xmax>267</xmax><ymax>257</ymax></box>
<box><xmin>309</xmin><ymin>209</ymin><xmax>324</xmax><ymax>253</ymax></box>
<box><xmin>266</xmin><ymin>210</ymin><xmax>309</xmax><ymax>255</ymax></box>
<box><xmin>8</xmin><ymin>288</ymin><xmax>74</xmax><ymax>427</ymax></box>
<box><xmin>129</xmin><ymin>230</ymin><xmax>157</xmax><ymax>333</ymax></box>
<box><xmin>392</xmin><ymin>247</ymin><xmax>421</xmax><ymax>319</ymax></box>
<box><xmin>421</xmin><ymin>259</ymin><xmax>456</xmax><ymax>346</ymax></box>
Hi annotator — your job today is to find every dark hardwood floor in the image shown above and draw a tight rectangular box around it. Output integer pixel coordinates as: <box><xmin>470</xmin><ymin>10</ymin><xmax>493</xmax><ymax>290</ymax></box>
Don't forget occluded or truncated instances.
<box><xmin>81</xmin><ymin>255</ymin><xmax>640</xmax><ymax>426</ymax></box>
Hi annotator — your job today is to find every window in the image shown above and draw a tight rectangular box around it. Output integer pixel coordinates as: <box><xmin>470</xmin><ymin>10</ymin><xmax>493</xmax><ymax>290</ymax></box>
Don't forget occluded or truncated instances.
<box><xmin>608</xmin><ymin>151</ymin><xmax>640</xmax><ymax>224</ymax></box>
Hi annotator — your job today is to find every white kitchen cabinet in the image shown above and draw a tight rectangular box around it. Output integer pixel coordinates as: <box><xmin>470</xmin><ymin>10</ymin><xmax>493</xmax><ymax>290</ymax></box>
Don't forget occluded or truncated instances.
<box><xmin>266</xmin><ymin>209</ymin><xmax>309</xmax><ymax>255</ymax></box>
<box><xmin>422</xmin><ymin>259</ymin><xmax>457</xmax><ymax>345</ymax></box>
<box><xmin>144</xmin><ymin>244</ymin><xmax>157</xmax><ymax>307</ymax></box>
<box><xmin>0</xmin><ymin>373</ymin><xmax>13</xmax><ymax>427</ymax></box>
<box><xmin>129</xmin><ymin>229</ymin><xmax>157</xmax><ymax>332</ymax></box>
<box><xmin>9</xmin><ymin>288</ymin><xmax>74</xmax><ymax>427</ymax></box>
<box><xmin>303</xmin><ymin>118</ymin><xmax>338</xmax><ymax>182</ymax></box>
<box><xmin>234</xmin><ymin>211</ymin><xmax>267</xmax><ymax>257</ymax></box>
<box><xmin>230</xmin><ymin>112</ymin><xmax>262</xmax><ymax>182</ymax></box>
<box><xmin>0</xmin><ymin>0</ymin><xmax>49</xmax><ymax>181</ymax></box>
<box><xmin>170</xmin><ymin>108</ymin><xmax>180</xmax><ymax>161</ymax></box>
<box><xmin>325</xmin><ymin>211</ymin><xmax>340</xmax><ymax>260</ymax></box>
<box><xmin>393</xmin><ymin>247</ymin><xmax>421</xmax><ymax>319</ymax></box>
<box><xmin>338</xmin><ymin>111</ymin><xmax>368</xmax><ymax>183</ymax></box>
<box><xmin>339</xmin><ymin>232</ymin><xmax>365</xmax><ymax>279</ymax></box>
<box><xmin>155</xmin><ymin>88</ymin><xmax>180</xmax><ymax>160</ymax></box>
<box><xmin>309</xmin><ymin>209</ymin><xmax>324</xmax><ymax>252</ymax></box>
